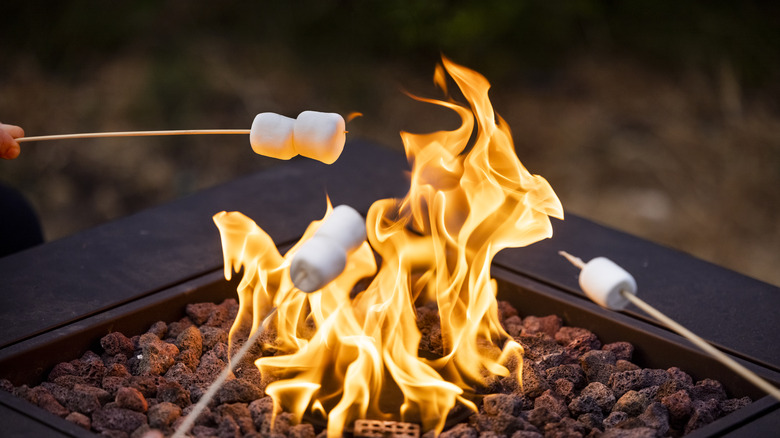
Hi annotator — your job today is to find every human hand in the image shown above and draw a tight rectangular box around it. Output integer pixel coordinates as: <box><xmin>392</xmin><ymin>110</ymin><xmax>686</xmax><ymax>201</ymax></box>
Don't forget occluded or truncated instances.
<box><xmin>1</xmin><ymin>123</ymin><xmax>25</xmax><ymax>159</ymax></box>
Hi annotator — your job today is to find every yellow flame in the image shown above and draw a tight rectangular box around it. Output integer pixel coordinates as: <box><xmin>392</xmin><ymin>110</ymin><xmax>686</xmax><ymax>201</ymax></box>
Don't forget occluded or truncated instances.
<box><xmin>213</xmin><ymin>57</ymin><xmax>563</xmax><ymax>436</ymax></box>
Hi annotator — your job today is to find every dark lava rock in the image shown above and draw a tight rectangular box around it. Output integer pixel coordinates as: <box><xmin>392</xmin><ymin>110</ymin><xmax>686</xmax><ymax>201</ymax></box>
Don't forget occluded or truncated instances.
<box><xmin>613</xmin><ymin>390</ymin><xmax>650</xmax><ymax>417</ymax></box>
<box><xmin>115</xmin><ymin>386</ymin><xmax>148</xmax><ymax>412</ymax></box>
<box><xmin>685</xmin><ymin>399</ymin><xmax>721</xmax><ymax>434</ymax></box>
<box><xmin>691</xmin><ymin>378</ymin><xmax>727</xmax><ymax>402</ymax></box>
<box><xmin>101</xmin><ymin>332</ymin><xmax>135</xmax><ymax>356</ymax></box>
<box><xmin>439</xmin><ymin>423</ymin><xmax>478</xmax><ymax>438</ymax></box>
<box><xmin>134</xmin><ymin>333</ymin><xmax>179</xmax><ymax>376</ymax></box>
<box><xmin>92</xmin><ymin>406</ymin><xmax>147</xmax><ymax>434</ymax></box>
<box><xmin>521</xmin><ymin>315</ymin><xmax>562</xmax><ymax>338</ymax></box>
<box><xmin>482</xmin><ymin>393</ymin><xmax>522</xmax><ymax>416</ymax></box>
<box><xmin>148</xmin><ymin>401</ymin><xmax>182</xmax><ymax>429</ymax></box>
<box><xmin>603</xmin><ymin>342</ymin><xmax>634</xmax><ymax>362</ymax></box>
<box><xmin>216</xmin><ymin>378</ymin><xmax>264</xmax><ymax>404</ymax></box>
<box><xmin>65</xmin><ymin>411</ymin><xmax>91</xmax><ymax>429</ymax></box>
<box><xmin>546</xmin><ymin>364</ymin><xmax>586</xmax><ymax>389</ymax></box>
<box><xmin>579</xmin><ymin>350</ymin><xmax>617</xmax><ymax>385</ymax></box>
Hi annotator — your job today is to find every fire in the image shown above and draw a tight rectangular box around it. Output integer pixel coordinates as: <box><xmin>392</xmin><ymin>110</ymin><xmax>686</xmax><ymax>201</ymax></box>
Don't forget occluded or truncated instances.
<box><xmin>213</xmin><ymin>57</ymin><xmax>563</xmax><ymax>436</ymax></box>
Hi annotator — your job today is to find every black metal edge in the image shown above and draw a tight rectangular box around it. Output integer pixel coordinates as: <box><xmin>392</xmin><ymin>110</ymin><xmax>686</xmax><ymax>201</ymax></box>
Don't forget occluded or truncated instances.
<box><xmin>686</xmin><ymin>396</ymin><xmax>779</xmax><ymax>438</ymax></box>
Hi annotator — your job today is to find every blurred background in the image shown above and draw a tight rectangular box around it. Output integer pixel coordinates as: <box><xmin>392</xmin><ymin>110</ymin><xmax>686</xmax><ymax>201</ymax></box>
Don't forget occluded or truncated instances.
<box><xmin>1</xmin><ymin>1</ymin><xmax>778</xmax><ymax>286</ymax></box>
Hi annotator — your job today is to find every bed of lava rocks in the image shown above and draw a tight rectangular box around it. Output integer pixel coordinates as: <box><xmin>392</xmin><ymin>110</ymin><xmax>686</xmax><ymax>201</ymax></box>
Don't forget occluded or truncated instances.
<box><xmin>0</xmin><ymin>298</ymin><xmax>752</xmax><ymax>438</ymax></box>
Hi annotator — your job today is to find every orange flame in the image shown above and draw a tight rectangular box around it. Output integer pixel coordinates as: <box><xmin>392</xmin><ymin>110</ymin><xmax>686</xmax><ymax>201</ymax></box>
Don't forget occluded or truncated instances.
<box><xmin>213</xmin><ymin>57</ymin><xmax>563</xmax><ymax>436</ymax></box>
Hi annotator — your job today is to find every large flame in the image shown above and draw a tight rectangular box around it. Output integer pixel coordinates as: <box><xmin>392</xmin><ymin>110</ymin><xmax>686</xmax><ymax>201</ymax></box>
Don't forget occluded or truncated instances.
<box><xmin>213</xmin><ymin>57</ymin><xmax>563</xmax><ymax>436</ymax></box>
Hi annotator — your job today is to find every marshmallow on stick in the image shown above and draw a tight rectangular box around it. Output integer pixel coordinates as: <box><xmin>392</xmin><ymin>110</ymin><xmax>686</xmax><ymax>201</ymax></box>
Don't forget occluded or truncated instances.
<box><xmin>559</xmin><ymin>250</ymin><xmax>780</xmax><ymax>401</ymax></box>
<box><xmin>18</xmin><ymin>110</ymin><xmax>347</xmax><ymax>164</ymax></box>
<box><xmin>250</xmin><ymin>111</ymin><xmax>346</xmax><ymax>164</ymax></box>
<box><xmin>290</xmin><ymin>205</ymin><xmax>366</xmax><ymax>293</ymax></box>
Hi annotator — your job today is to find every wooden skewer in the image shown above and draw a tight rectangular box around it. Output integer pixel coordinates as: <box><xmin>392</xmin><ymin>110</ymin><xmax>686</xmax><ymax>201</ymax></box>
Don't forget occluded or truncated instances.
<box><xmin>171</xmin><ymin>307</ymin><xmax>278</xmax><ymax>438</ymax></box>
<box><xmin>619</xmin><ymin>290</ymin><xmax>780</xmax><ymax>401</ymax></box>
<box><xmin>16</xmin><ymin>129</ymin><xmax>251</xmax><ymax>143</ymax></box>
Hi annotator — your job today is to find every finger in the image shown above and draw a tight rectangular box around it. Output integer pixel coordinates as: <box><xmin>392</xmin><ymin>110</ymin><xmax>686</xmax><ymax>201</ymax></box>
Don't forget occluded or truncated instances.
<box><xmin>1</xmin><ymin>129</ymin><xmax>21</xmax><ymax>160</ymax></box>
<box><xmin>1</xmin><ymin>123</ymin><xmax>25</xmax><ymax>139</ymax></box>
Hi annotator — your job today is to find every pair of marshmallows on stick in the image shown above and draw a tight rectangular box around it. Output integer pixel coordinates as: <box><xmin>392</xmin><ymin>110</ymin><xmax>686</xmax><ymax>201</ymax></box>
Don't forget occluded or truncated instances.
<box><xmin>250</xmin><ymin>111</ymin><xmax>346</xmax><ymax>164</ymax></box>
<box><xmin>18</xmin><ymin>110</ymin><xmax>348</xmax><ymax>165</ymax></box>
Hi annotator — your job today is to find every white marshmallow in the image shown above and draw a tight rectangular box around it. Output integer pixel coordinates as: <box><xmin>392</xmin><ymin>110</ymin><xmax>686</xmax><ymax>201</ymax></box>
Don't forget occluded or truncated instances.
<box><xmin>290</xmin><ymin>205</ymin><xmax>366</xmax><ymax>293</ymax></box>
<box><xmin>250</xmin><ymin>113</ymin><xmax>297</xmax><ymax>160</ymax></box>
<box><xmin>293</xmin><ymin>111</ymin><xmax>346</xmax><ymax>164</ymax></box>
<box><xmin>578</xmin><ymin>257</ymin><xmax>637</xmax><ymax>310</ymax></box>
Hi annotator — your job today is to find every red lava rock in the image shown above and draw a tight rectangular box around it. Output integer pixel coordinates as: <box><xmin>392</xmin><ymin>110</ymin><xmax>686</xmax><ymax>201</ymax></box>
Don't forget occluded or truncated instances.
<box><xmin>259</xmin><ymin>411</ymin><xmax>294</xmax><ymax>435</ymax></box>
<box><xmin>556</xmin><ymin>326</ymin><xmax>602</xmax><ymax>358</ymax></box>
<box><xmin>603</xmin><ymin>410</ymin><xmax>629</xmax><ymax>429</ymax></box>
<box><xmin>68</xmin><ymin>383</ymin><xmax>111</xmax><ymax>414</ymax></box>
<box><xmin>482</xmin><ymin>393</ymin><xmax>521</xmax><ymax>416</ymax></box>
<box><xmin>217</xmin><ymin>402</ymin><xmax>256</xmax><ymax>435</ymax></box>
<box><xmin>720</xmin><ymin>396</ymin><xmax>751</xmax><ymax>415</ymax></box>
<box><xmin>65</xmin><ymin>411</ymin><xmax>91</xmax><ymax>429</ymax></box>
<box><xmin>167</xmin><ymin>317</ymin><xmax>195</xmax><ymax>339</ymax></box>
<box><xmin>516</xmin><ymin>334</ymin><xmax>565</xmax><ymax>363</ymax></box>
<box><xmin>497</xmin><ymin>300</ymin><xmax>518</xmax><ymax>322</ymax></box>
<box><xmin>543</xmin><ymin>416</ymin><xmax>590</xmax><ymax>437</ymax></box>
<box><xmin>216</xmin><ymin>378</ymin><xmax>264</xmax><ymax>404</ymax></box>
<box><xmin>128</xmin><ymin>375</ymin><xmax>164</xmax><ymax>398</ymax></box>
<box><xmin>638</xmin><ymin>401</ymin><xmax>670</xmax><ymax>436</ymax></box>
<box><xmin>101</xmin><ymin>332</ymin><xmax>136</xmax><ymax>356</ymax></box>
<box><xmin>288</xmin><ymin>423</ymin><xmax>316</xmax><ymax>438</ymax></box>
<box><xmin>521</xmin><ymin>315</ymin><xmax>562</xmax><ymax>338</ymax></box>
<box><xmin>147</xmin><ymin>320</ymin><xmax>168</xmax><ymax>339</ymax></box>
<box><xmin>613</xmin><ymin>390</ymin><xmax>650</xmax><ymax>416</ymax></box>
<box><xmin>186</xmin><ymin>302</ymin><xmax>217</xmax><ymax>325</ymax></box>
<box><xmin>157</xmin><ymin>380</ymin><xmax>191</xmax><ymax>408</ymax></box>
<box><xmin>439</xmin><ymin>423</ymin><xmax>478</xmax><ymax>438</ymax></box>
<box><xmin>534</xmin><ymin>389</ymin><xmax>570</xmax><ymax>419</ymax></box>
<box><xmin>552</xmin><ymin>378</ymin><xmax>576</xmax><ymax>402</ymax></box>
<box><xmin>616</xmin><ymin>359</ymin><xmax>640</xmax><ymax>372</ymax></box>
<box><xmin>191</xmin><ymin>424</ymin><xmax>219</xmax><ymax>437</ymax></box>
<box><xmin>134</xmin><ymin>333</ymin><xmax>179</xmax><ymax>376</ymax></box>
<box><xmin>115</xmin><ymin>386</ymin><xmax>148</xmax><ymax>412</ymax></box>
<box><xmin>164</xmin><ymin>362</ymin><xmax>197</xmax><ymax>388</ymax></box>
<box><xmin>685</xmin><ymin>398</ymin><xmax>721</xmax><ymax>434</ymax></box>
<box><xmin>175</xmin><ymin>348</ymin><xmax>201</xmax><ymax>372</ymax></box>
<box><xmin>200</xmin><ymin>325</ymin><xmax>229</xmax><ymax>350</ymax></box>
<box><xmin>48</xmin><ymin>361</ymin><xmax>78</xmax><ymax>381</ymax></box>
<box><xmin>661</xmin><ymin>389</ymin><xmax>692</xmax><ymax>421</ymax></box>
<box><xmin>148</xmin><ymin>401</ymin><xmax>182</xmax><ymax>429</ymax></box>
<box><xmin>521</xmin><ymin>361</ymin><xmax>551</xmax><ymax>398</ymax></box>
<box><xmin>603</xmin><ymin>341</ymin><xmax>634</xmax><ymax>361</ymax></box>
<box><xmin>691</xmin><ymin>378</ymin><xmax>727</xmax><ymax>402</ymax></box>
<box><xmin>569</xmin><ymin>381</ymin><xmax>616</xmax><ymax>416</ymax></box>
<box><xmin>92</xmin><ymin>406</ymin><xmax>148</xmax><ymax>434</ymax></box>
<box><xmin>196</xmin><ymin>349</ymin><xmax>227</xmax><ymax>385</ymax></box>
<box><xmin>248</xmin><ymin>396</ymin><xmax>275</xmax><ymax>430</ymax></box>
<box><xmin>205</xmin><ymin>305</ymin><xmax>231</xmax><ymax>328</ymax></box>
<box><xmin>175</xmin><ymin>325</ymin><xmax>204</xmax><ymax>356</ymax></box>
<box><xmin>502</xmin><ymin>315</ymin><xmax>523</xmax><ymax>337</ymax></box>
<box><xmin>579</xmin><ymin>350</ymin><xmax>617</xmax><ymax>385</ymax></box>
<box><xmin>667</xmin><ymin>366</ymin><xmax>694</xmax><ymax>386</ymax></box>
<box><xmin>545</xmin><ymin>364</ymin><xmax>586</xmax><ymax>389</ymax></box>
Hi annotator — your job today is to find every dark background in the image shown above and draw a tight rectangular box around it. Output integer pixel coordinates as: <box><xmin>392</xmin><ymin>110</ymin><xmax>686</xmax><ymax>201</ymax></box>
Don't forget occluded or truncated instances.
<box><xmin>1</xmin><ymin>1</ymin><xmax>778</xmax><ymax>286</ymax></box>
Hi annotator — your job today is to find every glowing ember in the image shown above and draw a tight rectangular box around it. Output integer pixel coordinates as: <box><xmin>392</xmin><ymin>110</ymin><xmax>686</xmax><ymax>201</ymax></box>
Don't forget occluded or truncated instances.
<box><xmin>213</xmin><ymin>57</ymin><xmax>563</xmax><ymax>436</ymax></box>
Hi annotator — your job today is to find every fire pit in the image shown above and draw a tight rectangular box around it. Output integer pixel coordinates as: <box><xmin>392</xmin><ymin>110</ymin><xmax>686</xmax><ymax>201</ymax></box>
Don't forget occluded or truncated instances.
<box><xmin>2</xmin><ymin>58</ymin><xmax>780</xmax><ymax>436</ymax></box>
<box><xmin>1</xmin><ymin>139</ymin><xmax>778</xmax><ymax>436</ymax></box>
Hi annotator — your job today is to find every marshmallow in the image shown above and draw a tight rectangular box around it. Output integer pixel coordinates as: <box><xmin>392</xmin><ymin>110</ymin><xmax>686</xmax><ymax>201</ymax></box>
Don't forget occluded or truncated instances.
<box><xmin>250</xmin><ymin>113</ymin><xmax>297</xmax><ymax>160</ymax></box>
<box><xmin>290</xmin><ymin>205</ymin><xmax>366</xmax><ymax>293</ymax></box>
<box><xmin>578</xmin><ymin>257</ymin><xmax>637</xmax><ymax>310</ymax></box>
<box><xmin>293</xmin><ymin>111</ymin><xmax>346</xmax><ymax>164</ymax></box>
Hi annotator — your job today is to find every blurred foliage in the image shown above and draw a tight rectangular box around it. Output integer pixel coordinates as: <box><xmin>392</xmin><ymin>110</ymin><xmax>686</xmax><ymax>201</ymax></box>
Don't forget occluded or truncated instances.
<box><xmin>3</xmin><ymin>0</ymin><xmax>778</xmax><ymax>89</ymax></box>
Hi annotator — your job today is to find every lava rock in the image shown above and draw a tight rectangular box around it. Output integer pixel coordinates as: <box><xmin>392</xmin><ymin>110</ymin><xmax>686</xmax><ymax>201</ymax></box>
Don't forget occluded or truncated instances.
<box><xmin>439</xmin><ymin>423</ymin><xmax>478</xmax><ymax>438</ymax></box>
<box><xmin>92</xmin><ymin>406</ymin><xmax>148</xmax><ymax>434</ymax></box>
<box><xmin>691</xmin><ymin>378</ymin><xmax>727</xmax><ymax>402</ymax></box>
<box><xmin>579</xmin><ymin>349</ymin><xmax>617</xmax><ymax>385</ymax></box>
<box><xmin>101</xmin><ymin>332</ymin><xmax>136</xmax><ymax>356</ymax></box>
<box><xmin>216</xmin><ymin>378</ymin><xmax>264</xmax><ymax>404</ymax></box>
<box><xmin>546</xmin><ymin>364</ymin><xmax>586</xmax><ymax>389</ymax></box>
<box><xmin>217</xmin><ymin>402</ymin><xmax>256</xmax><ymax>435</ymax></box>
<box><xmin>521</xmin><ymin>361</ymin><xmax>551</xmax><ymax>398</ymax></box>
<box><xmin>613</xmin><ymin>390</ymin><xmax>650</xmax><ymax>417</ymax></box>
<box><xmin>603</xmin><ymin>342</ymin><xmax>634</xmax><ymax>362</ymax></box>
<box><xmin>156</xmin><ymin>380</ymin><xmax>191</xmax><ymax>407</ymax></box>
<box><xmin>521</xmin><ymin>315</ymin><xmax>562</xmax><ymax>338</ymax></box>
<box><xmin>685</xmin><ymin>399</ymin><xmax>721</xmax><ymax>433</ymax></box>
<box><xmin>186</xmin><ymin>302</ymin><xmax>217</xmax><ymax>325</ymax></box>
<box><xmin>200</xmin><ymin>325</ymin><xmax>229</xmax><ymax>350</ymax></box>
<box><xmin>115</xmin><ymin>386</ymin><xmax>148</xmax><ymax>412</ymax></box>
<box><xmin>134</xmin><ymin>334</ymin><xmax>179</xmax><ymax>376</ymax></box>
<box><xmin>482</xmin><ymin>393</ymin><xmax>522</xmax><ymax>416</ymax></box>
<box><xmin>65</xmin><ymin>411</ymin><xmax>91</xmax><ymax>429</ymax></box>
<box><xmin>148</xmin><ymin>401</ymin><xmax>182</xmax><ymax>429</ymax></box>
<box><xmin>638</xmin><ymin>402</ymin><xmax>670</xmax><ymax>436</ymax></box>
<box><xmin>146</xmin><ymin>321</ymin><xmax>168</xmax><ymax>339</ymax></box>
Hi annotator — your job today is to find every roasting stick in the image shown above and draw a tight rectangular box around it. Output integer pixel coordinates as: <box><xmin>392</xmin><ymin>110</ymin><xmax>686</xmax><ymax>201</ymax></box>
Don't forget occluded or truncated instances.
<box><xmin>16</xmin><ymin>130</ymin><xmax>251</xmax><ymax>143</ymax></box>
<box><xmin>171</xmin><ymin>307</ymin><xmax>278</xmax><ymax>438</ymax></box>
<box><xmin>559</xmin><ymin>251</ymin><xmax>780</xmax><ymax>401</ymax></box>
